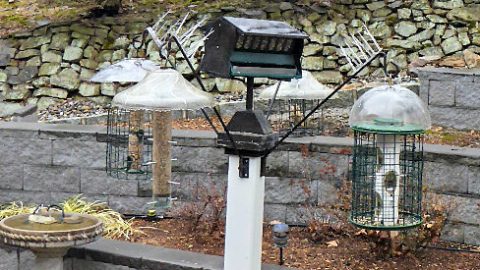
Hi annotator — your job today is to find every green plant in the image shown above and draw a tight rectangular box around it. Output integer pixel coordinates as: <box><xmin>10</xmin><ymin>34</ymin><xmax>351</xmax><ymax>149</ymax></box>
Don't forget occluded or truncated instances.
<box><xmin>0</xmin><ymin>195</ymin><xmax>138</xmax><ymax>240</ymax></box>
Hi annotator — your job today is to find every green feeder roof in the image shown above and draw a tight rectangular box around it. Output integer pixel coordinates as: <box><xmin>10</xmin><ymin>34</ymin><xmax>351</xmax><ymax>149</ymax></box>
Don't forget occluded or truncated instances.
<box><xmin>349</xmin><ymin>84</ymin><xmax>431</xmax><ymax>134</ymax></box>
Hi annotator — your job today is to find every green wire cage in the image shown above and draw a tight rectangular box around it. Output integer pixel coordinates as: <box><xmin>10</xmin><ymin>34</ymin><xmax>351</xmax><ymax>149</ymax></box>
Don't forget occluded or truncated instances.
<box><xmin>349</xmin><ymin>85</ymin><xmax>431</xmax><ymax>230</ymax></box>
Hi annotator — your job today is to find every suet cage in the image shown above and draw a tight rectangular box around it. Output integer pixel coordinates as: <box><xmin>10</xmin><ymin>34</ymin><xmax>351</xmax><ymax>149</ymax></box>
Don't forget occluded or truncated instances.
<box><xmin>349</xmin><ymin>84</ymin><xmax>431</xmax><ymax>230</ymax></box>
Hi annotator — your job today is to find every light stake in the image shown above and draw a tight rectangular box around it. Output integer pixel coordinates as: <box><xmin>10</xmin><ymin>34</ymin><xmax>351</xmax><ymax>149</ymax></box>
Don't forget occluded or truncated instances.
<box><xmin>272</xmin><ymin>223</ymin><xmax>289</xmax><ymax>265</ymax></box>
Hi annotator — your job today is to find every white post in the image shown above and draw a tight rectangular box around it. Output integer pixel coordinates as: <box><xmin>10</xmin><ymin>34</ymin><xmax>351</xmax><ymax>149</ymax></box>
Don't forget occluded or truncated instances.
<box><xmin>224</xmin><ymin>155</ymin><xmax>265</xmax><ymax>270</ymax></box>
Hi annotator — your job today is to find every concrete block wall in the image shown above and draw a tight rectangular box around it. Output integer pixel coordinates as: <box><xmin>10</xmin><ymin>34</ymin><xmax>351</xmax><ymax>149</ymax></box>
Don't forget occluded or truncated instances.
<box><xmin>418</xmin><ymin>67</ymin><xmax>480</xmax><ymax>130</ymax></box>
<box><xmin>0</xmin><ymin>122</ymin><xmax>479</xmax><ymax>245</ymax></box>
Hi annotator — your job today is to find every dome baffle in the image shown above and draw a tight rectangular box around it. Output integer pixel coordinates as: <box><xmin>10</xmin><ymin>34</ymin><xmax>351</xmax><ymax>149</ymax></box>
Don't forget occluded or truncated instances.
<box><xmin>348</xmin><ymin>84</ymin><xmax>431</xmax><ymax>230</ymax></box>
<box><xmin>90</xmin><ymin>59</ymin><xmax>160</xmax><ymax>83</ymax></box>
<box><xmin>112</xmin><ymin>68</ymin><xmax>214</xmax><ymax>111</ymax></box>
<box><xmin>258</xmin><ymin>71</ymin><xmax>334</xmax><ymax>137</ymax></box>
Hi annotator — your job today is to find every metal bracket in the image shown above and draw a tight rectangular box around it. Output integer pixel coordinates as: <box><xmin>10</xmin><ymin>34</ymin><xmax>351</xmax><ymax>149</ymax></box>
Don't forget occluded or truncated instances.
<box><xmin>239</xmin><ymin>157</ymin><xmax>250</xmax><ymax>178</ymax></box>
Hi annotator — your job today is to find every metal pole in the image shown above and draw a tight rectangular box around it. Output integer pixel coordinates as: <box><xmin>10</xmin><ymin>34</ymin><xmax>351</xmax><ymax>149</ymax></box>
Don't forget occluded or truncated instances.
<box><xmin>246</xmin><ymin>77</ymin><xmax>254</xmax><ymax>110</ymax></box>
<box><xmin>266</xmin><ymin>81</ymin><xmax>282</xmax><ymax>120</ymax></box>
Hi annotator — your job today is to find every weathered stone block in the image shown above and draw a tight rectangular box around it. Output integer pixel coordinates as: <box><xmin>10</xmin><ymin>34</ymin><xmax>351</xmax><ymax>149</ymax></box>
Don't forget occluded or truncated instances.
<box><xmin>429</xmin><ymin>106</ymin><xmax>480</xmax><ymax>130</ymax></box>
<box><xmin>81</xmin><ymin>170</ymin><xmax>138</xmax><ymax>196</ymax></box>
<box><xmin>264</xmin><ymin>151</ymin><xmax>289</xmax><ymax>177</ymax></box>
<box><xmin>433</xmin><ymin>0</ymin><xmax>464</xmax><ymax>9</ymax></box>
<box><xmin>100</xmin><ymin>83</ymin><xmax>117</xmax><ymax>96</ymax></box>
<box><xmin>50</xmin><ymin>33</ymin><xmax>70</xmax><ymax>50</ymax></box>
<box><xmin>50</xmin><ymin>68</ymin><xmax>80</xmax><ymax>91</ymax></box>
<box><xmin>312</xmin><ymin>71</ymin><xmax>343</xmax><ymax>84</ymax></box>
<box><xmin>171</xmin><ymin>146</ymin><xmax>227</xmax><ymax>174</ymax></box>
<box><xmin>24</xmin><ymin>165</ymin><xmax>81</xmax><ymax>193</ymax></box>
<box><xmin>39</xmin><ymin>63</ymin><xmax>61</xmax><ymax>76</ymax></box>
<box><xmin>107</xmin><ymin>195</ymin><xmax>152</xmax><ymax>214</ymax></box>
<box><xmin>79</xmin><ymin>83</ymin><xmax>100</xmax><ymax>96</ymax></box>
<box><xmin>464</xmin><ymin>225</ymin><xmax>480</xmax><ymax>246</ymax></box>
<box><xmin>7</xmin><ymin>66</ymin><xmax>38</xmax><ymax>85</ymax></box>
<box><xmin>455</xmin><ymin>82</ymin><xmax>480</xmax><ymax>108</ymax></box>
<box><xmin>441</xmin><ymin>37</ymin><xmax>463</xmax><ymax>55</ymax></box>
<box><xmin>288</xmin><ymin>151</ymin><xmax>347</xmax><ymax>181</ymax></box>
<box><xmin>441</xmin><ymin>222</ymin><xmax>465</xmax><ymax>243</ymax></box>
<box><xmin>0</xmin><ymin>164</ymin><xmax>24</xmax><ymax>190</ymax></box>
<box><xmin>467</xmin><ymin>166</ymin><xmax>480</xmax><ymax>195</ymax></box>
<box><xmin>42</xmin><ymin>51</ymin><xmax>62</xmax><ymax>63</ymax></box>
<box><xmin>4</xmin><ymin>84</ymin><xmax>31</xmax><ymax>101</ymax></box>
<box><xmin>52</xmin><ymin>139</ymin><xmax>105</xmax><ymax>169</ymax></box>
<box><xmin>428</xmin><ymin>80</ymin><xmax>455</xmax><ymax>106</ymax></box>
<box><xmin>424</xmin><ymin>161</ymin><xmax>468</xmax><ymax>194</ymax></box>
<box><xmin>25</xmin><ymin>56</ymin><xmax>41</xmax><ymax>67</ymax></box>
<box><xmin>264</xmin><ymin>203</ymin><xmax>287</xmax><ymax>222</ymax></box>
<box><xmin>0</xmin><ymin>246</ymin><xmax>19</xmax><ymax>270</ymax></box>
<box><xmin>18</xmin><ymin>249</ymin><xmax>35</xmax><ymax>270</ymax></box>
<box><xmin>70</xmin><ymin>24</ymin><xmax>95</xmax><ymax>36</ymax></box>
<box><xmin>432</xmin><ymin>194</ymin><xmax>480</xmax><ymax>225</ymax></box>
<box><xmin>64</xmin><ymin>46</ymin><xmax>84</xmax><ymax>62</ymax></box>
<box><xmin>20</xmin><ymin>35</ymin><xmax>51</xmax><ymax>50</ymax></box>
<box><xmin>394</xmin><ymin>21</ymin><xmax>418</xmax><ymax>37</ymax></box>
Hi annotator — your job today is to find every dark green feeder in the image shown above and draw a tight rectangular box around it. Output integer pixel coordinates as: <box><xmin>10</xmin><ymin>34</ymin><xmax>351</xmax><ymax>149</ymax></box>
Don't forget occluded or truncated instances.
<box><xmin>349</xmin><ymin>85</ymin><xmax>431</xmax><ymax>230</ymax></box>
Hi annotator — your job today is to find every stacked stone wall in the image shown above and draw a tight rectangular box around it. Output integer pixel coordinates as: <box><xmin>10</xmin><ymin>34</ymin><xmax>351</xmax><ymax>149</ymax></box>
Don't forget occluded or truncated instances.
<box><xmin>1</xmin><ymin>1</ymin><xmax>480</xmax><ymax>116</ymax></box>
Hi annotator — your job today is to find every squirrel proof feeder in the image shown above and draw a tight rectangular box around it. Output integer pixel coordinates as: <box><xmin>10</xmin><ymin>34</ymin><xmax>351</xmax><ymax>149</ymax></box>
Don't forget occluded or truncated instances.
<box><xmin>349</xmin><ymin>84</ymin><xmax>431</xmax><ymax>230</ymax></box>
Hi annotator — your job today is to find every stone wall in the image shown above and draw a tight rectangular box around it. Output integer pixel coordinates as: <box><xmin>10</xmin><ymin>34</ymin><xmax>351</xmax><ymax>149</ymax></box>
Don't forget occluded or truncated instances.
<box><xmin>1</xmin><ymin>1</ymin><xmax>480</xmax><ymax>116</ymax></box>
<box><xmin>0</xmin><ymin>122</ymin><xmax>479</xmax><ymax>245</ymax></box>
<box><xmin>418</xmin><ymin>67</ymin><xmax>480</xmax><ymax>130</ymax></box>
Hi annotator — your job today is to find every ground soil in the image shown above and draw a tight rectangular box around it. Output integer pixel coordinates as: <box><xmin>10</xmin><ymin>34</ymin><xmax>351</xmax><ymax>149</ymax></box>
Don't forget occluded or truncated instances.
<box><xmin>172</xmin><ymin>117</ymin><xmax>480</xmax><ymax>148</ymax></box>
<box><xmin>131</xmin><ymin>219</ymin><xmax>480</xmax><ymax>270</ymax></box>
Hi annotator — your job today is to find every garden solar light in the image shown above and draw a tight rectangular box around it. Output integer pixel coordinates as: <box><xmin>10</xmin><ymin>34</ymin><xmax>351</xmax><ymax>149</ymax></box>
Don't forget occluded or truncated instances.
<box><xmin>272</xmin><ymin>223</ymin><xmax>289</xmax><ymax>265</ymax></box>
<box><xmin>349</xmin><ymin>84</ymin><xmax>431</xmax><ymax>230</ymax></box>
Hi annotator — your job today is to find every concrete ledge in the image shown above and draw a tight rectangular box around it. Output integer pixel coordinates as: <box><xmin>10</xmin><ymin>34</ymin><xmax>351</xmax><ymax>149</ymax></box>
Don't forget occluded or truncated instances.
<box><xmin>67</xmin><ymin>238</ymin><xmax>296</xmax><ymax>270</ymax></box>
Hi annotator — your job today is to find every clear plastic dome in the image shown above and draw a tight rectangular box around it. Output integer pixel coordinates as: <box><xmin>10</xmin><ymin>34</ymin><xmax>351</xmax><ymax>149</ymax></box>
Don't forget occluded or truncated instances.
<box><xmin>349</xmin><ymin>84</ymin><xmax>431</xmax><ymax>133</ymax></box>
<box><xmin>90</xmin><ymin>59</ymin><xmax>160</xmax><ymax>83</ymax></box>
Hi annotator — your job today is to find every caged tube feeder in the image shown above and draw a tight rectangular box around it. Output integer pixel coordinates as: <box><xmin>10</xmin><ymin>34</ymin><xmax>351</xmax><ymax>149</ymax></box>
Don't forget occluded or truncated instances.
<box><xmin>348</xmin><ymin>84</ymin><xmax>431</xmax><ymax>230</ymax></box>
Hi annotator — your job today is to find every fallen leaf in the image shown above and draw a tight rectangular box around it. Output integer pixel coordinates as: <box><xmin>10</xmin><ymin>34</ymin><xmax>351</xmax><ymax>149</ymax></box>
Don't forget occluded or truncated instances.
<box><xmin>326</xmin><ymin>240</ymin><xmax>338</xmax><ymax>248</ymax></box>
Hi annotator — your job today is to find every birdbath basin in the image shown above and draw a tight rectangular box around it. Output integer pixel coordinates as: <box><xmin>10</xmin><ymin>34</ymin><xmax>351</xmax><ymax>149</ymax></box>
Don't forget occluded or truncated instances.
<box><xmin>0</xmin><ymin>213</ymin><xmax>103</xmax><ymax>270</ymax></box>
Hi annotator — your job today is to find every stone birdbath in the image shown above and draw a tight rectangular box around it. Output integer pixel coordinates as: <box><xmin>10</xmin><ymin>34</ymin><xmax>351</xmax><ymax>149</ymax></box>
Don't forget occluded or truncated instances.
<box><xmin>0</xmin><ymin>206</ymin><xmax>103</xmax><ymax>270</ymax></box>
